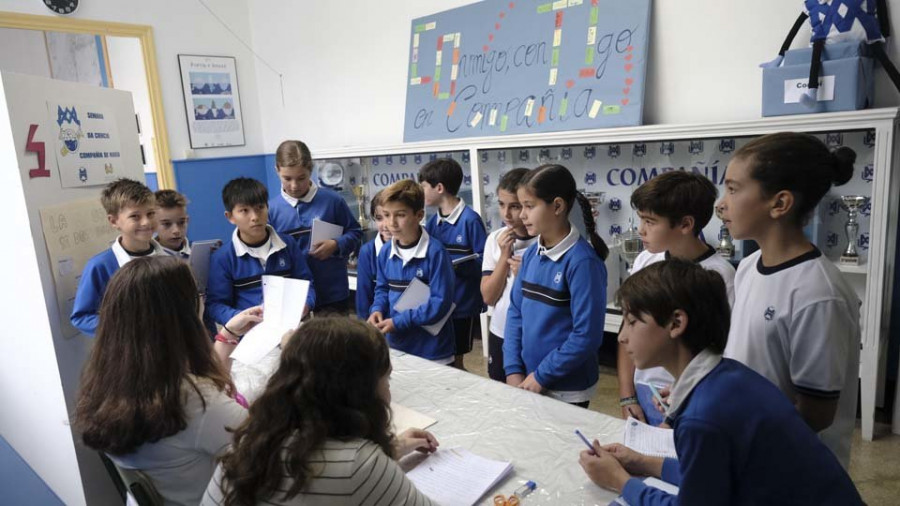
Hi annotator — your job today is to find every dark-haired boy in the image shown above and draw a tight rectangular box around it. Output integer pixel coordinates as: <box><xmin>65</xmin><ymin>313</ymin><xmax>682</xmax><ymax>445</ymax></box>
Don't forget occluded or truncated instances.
<box><xmin>367</xmin><ymin>180</ymin><xmax>455</xmax><ymax>364</ymax></box>
<box><xmin>206</xmin><ymin>178</ymin><xmax>316</xmax><ymax>326</ymax></box>
<box><xmin>579</xmin><ymin>259</ymin><xmax>862</xmax><ymax>506</ymax></box>
<box><xmin>617</xmin><ymin>171</ymin><xmax>735</xmax><ymax>426</ymax></box>
<box><xmin>71</xmin><ymin>178</ymin><xmax>165</xmax><ymax>336</ymax></box>
<box><xmin>419</xmin><ymin>159</ymin><xmax>487</xmax><ymax>369</ymax></box>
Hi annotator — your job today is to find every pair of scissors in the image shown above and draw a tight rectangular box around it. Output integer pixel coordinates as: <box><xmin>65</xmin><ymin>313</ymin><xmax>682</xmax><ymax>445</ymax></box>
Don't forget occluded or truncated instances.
<box><xmin>493</xmin><ymin>494</ymin><xmax>521</xmax><ymax>506</ymax></box>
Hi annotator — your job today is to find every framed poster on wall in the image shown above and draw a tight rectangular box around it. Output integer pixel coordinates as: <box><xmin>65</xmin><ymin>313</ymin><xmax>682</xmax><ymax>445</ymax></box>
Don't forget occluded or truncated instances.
<box><xmin>177</xmin><ymin>54</ymin><xmax>245</xmax><ymax>148</ymax></box>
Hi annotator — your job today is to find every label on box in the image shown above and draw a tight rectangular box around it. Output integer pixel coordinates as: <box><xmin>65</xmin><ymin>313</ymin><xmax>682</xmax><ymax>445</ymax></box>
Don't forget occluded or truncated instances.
<box><xmin>784</xmin><ymin>76</ymin><xmax>835</xmax><ymax>103</ymax></box>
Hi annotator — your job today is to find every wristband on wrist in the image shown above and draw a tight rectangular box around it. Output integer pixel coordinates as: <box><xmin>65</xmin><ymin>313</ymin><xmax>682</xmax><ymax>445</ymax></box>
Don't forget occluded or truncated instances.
<box><xmin>222</xmin><ymin>325</ymin><xmax>244</xmax><ymax>339</ymax></box>
<box><xmin>618</xmin><ymin>396</ymin><xmax>639</xmax><ymax>407</ymax></box>
<box><xmin>215</xmin><ymin>333</ymin><xmax>239</xmax><ymax>346</ymax></box>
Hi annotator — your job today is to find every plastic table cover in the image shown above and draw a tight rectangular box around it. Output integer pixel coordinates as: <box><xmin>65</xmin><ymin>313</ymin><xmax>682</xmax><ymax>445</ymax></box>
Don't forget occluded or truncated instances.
<box><xmin>232</xmin><ymin>349</ymin><xmax>625</xmax><ymax>505</ymax></box>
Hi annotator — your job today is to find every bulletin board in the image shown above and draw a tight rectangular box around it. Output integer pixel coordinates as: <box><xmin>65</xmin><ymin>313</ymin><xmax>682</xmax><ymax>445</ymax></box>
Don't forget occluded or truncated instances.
<box><xmin>403</xmin><ymin>0</ymin><xmax>652</xmax><ymax>142</ymax></box>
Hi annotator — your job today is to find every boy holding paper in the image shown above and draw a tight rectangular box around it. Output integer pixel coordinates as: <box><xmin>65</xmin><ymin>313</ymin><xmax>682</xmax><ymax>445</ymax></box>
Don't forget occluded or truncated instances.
<box><xmin>578</xmin><ymin>260</ymin><xmax>861</xmax><ymax>505</ymax></box>
<box><xmin>268</xmin><ymin>140</ymin><xmax>362</xmax><ymax>314</ymax></box>
<box><xmin>419</xmin><ymin>158</ymin><xmax>487</xmax><ymax>369</ymax></box>
<box><xmin>207</xmin><ymin>177</ymin><xmax>316</xmax><ymax>327</ymax></box>
<box><xmin>367</xmin><ymin>180</ymin><xmax>456</xmax><ymax>364</ymax></box>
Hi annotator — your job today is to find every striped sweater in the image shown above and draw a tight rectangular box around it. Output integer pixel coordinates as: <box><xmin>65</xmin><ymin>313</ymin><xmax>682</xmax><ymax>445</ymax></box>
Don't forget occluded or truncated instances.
<box><xmin>202</xmin><ymin>439</ymin><xmax>434</xmax><ymax>506</ymax></box>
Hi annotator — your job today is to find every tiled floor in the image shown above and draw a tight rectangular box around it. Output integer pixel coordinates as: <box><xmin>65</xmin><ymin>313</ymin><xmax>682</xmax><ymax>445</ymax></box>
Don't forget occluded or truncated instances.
<box><xmin>460</xmin><ymin>346</ymin><xmax>900</xmax><ymax>506</ymax></box>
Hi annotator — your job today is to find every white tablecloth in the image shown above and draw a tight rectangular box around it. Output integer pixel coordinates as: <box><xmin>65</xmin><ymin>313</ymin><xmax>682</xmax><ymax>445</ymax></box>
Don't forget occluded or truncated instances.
<box><xmin>232</xmin><ymin>349</ymin><xmax>624</xmax><ymax>505</ymax></box>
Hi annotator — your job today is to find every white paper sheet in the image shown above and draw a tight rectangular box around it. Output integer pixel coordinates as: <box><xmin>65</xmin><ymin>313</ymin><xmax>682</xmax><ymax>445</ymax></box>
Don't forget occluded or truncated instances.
<box><xmin>623</xmin><ymin>417</ymin><xmax>677</xmax><ymax>459</ymax></box>
<box><xmin>407</xmin><ymin>447</ymin><xmax>512</xmax><ymax>506</ymax></box>
<box><xmin>189</xmin><ymin>240</ymin><xmax>219</xmax><ymax>293</ymax></box>
<box><xmin>309</xmin><ymin>218</ymin><xmax>344</xmax><ymax>252</ymax></box>
<box><xmin>230</xmin><ymin>276</ymin><xmax>309</xmax><ymax>364</ymax></box>
<box><xmin>391</xmin><ymin>402</ymin><xmax>437</xmax><ymax>435</ymax></box>
<box><xmin>393</xmin><ymin>277</ymin><xmax>455</xmax><ymax>336</ymax></box>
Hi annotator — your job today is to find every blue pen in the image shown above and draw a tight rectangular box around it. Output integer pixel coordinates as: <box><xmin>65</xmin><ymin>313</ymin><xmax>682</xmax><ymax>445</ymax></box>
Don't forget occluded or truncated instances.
<box><xmin>574</xmin><ymin>429</ymin><xmax>596</xmax><ymax>454</ymax></box>
<box><xmin>648</xmin><ymin>383</ymin><xmax>668</xmax><ymax>409</ymax></box>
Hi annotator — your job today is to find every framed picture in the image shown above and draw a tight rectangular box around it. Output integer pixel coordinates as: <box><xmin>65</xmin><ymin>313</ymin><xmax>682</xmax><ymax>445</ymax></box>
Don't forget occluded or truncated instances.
<box><xmin>177</xmin><ymin>54</ymin><xmax>245</xmax><ymax>148</ymax></box>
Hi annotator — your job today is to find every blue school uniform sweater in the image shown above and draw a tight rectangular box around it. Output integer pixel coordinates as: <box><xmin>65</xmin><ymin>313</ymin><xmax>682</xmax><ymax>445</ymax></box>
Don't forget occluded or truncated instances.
<box><xmin>425</xmin><ymin>203</ymin><xmax>487</xmax><ymax>318</ymax></box>
<box><xmin>70</xmin><ymin>249</ymin><xmax>119</xmax><ymax>336</ymax></box>
<box><xmin>621</xmin><ymin>358</ymin><xmax>862</xmax><ymax>506</ymax></box>
<box><xmin>268</xmin><ymin>187</ymin><xmax>362</xmax><ymax>307</ymax></box>
<box><xmin>503</xmin><ymin>233</ymin><xmax>607</xmax><ymax>392</ymax></box>
<box><xmin>370</xmin><ymin>230</ymin><xmax>455</xmax><ymax>361</ymax></box>
<box><xmin>206</xmin><ymin>230</ymin><xmax>316</xmax><ymax>325</ymax></box>
<box><xmin>354</xmin><ymin>237</ymin><xmax>382</xmax><ymax>320</ymax></box>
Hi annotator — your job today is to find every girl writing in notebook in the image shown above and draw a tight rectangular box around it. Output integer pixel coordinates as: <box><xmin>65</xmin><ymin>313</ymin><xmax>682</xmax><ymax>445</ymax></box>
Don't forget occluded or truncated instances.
<box><xmin>503</xmin><ymin>164</ymin><xmax>609</xmax><ymax>407</ymax></box>
<box><xmin>203</xmin><ymin>318</ymin><xmax>438</xmax><ymax>506</ymax></box>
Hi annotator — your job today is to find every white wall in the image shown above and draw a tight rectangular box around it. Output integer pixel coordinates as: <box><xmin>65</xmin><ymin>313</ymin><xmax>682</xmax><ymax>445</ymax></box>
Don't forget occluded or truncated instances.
<box><xmin>247</xmin><ymin>0</ymin><xmax>900</xmax><ymax>152</ymax></box>
<box><xmin>0</xmin><ymin>27</ymin><xmax>51</xmax><ymax>78</ymax></box>
<box><xmin>0</xmin><ymin>0</ymin><xmax>264</xmax><ymax>160</ymax></box>
<box><xmin>107</xmin><ymin>35</ymin><xmax>158</xmax><ymax>172</ymax></box>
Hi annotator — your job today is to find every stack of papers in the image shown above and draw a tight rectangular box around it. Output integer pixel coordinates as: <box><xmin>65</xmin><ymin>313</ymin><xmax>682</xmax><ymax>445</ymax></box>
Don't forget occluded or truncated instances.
<box><xmin>230</xmin><ymin>276</ymin><xmax>310</xmax><ymax>364</ymax></box>
<box><xmin>407</xmin><ymin>447</ymin><xmax>512</xmax><ymax>506</ymax></box>
<box><xmin>393</xmin><ymin>277</ymin><xmax>455</xmax><ymax>336</ymax></box>
<box><xmin>623</xmin><ymin>417</ymin><xmax>678</xmax><ymax>459</ymax></box>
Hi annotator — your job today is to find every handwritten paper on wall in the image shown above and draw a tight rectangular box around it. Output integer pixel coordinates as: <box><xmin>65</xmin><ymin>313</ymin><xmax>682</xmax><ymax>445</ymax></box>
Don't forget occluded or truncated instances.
<box><xmin>39</xmin><ymin>198</ymin><xmax>118</xmax><ymax>338</ymax></box>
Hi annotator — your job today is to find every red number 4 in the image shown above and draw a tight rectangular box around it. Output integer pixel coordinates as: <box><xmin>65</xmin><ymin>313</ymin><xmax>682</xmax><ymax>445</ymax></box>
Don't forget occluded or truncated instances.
<box><xmin>27</xmin><ymin>124</ymin><xmax>49</xmax><ymax>179</ymax></box>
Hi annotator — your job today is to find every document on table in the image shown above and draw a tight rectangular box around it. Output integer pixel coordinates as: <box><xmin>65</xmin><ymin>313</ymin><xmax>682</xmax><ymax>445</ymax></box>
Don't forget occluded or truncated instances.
<box><xmin>623</xmin><ymin>417</ymin><xmax>678</xmax><ymax>459</ymax></box>
<box><xmin>309</xmin><ymin>219</ymin><xmax>343</xmax><ymax>252</ymax></box>
<box><xmin>189</xmin><ymin>240</ymin><xmax>220</xmax><ymax>293</ymax></box>
<box><xmin>230</xmin><ymin>276</ymin><xmax>309</xmax><ymax>364</ymax></box>
<box><xmin>393</xmin><ymin>277</ymin><xmax>455</xmax><ymax>336</ymax></box>
<box><xmin>407</xmin><ymin>447</ymin><xmax>512</xmax><ymax>506</ymax></box>
<box><xmin>390</xmin><ymin>402</ymin><xmax>437</xmax><ymax>435</ymax></box>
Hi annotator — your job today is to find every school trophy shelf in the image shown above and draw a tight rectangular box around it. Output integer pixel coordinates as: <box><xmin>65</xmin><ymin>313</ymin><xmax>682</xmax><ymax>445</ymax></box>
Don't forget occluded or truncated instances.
<box><xmin>313</xmin><ymin>107</ymin><xmax>900</xmax><ymax>441</ymax></box>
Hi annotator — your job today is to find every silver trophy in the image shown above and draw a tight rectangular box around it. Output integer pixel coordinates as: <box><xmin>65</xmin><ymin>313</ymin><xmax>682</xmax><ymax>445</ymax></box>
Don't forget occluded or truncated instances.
<box><xmin>612</xmin><ymin>217</ymin><xmax>643</xmax><ymax>265</ymax></box>
<box><xmin>715</xmin><ymin>208</ymin><xmax>734</xmax><ymax>260</ymax></box>
<box><xmin>839</xmin><ymin>196</ymin><xmax>868</xmax><ymax>265</ymax></box>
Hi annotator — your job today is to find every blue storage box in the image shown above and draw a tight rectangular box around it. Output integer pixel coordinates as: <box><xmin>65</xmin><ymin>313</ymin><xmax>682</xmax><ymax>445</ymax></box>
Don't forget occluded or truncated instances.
<box><xmin>762</xmin><ymin>42</ymin><xmax>874</xmax><ymax>117</ymax></box>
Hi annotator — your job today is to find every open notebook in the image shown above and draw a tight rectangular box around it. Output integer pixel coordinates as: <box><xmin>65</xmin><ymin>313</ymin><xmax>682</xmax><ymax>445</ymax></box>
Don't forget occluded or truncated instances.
<box><xmin>407</xmin><ymin>448</ymin><xmax>512</xmax><ymax>506</ymax></box>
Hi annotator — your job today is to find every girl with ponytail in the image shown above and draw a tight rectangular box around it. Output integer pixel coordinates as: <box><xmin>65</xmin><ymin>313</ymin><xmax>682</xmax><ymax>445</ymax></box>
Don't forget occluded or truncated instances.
<box><xmin>502</xmin><ymin>164</ymin><xmax>609</xmax><ymax>407</ymax></box>
<box><xmin>718</xmin><ymin>132</ymin><xmax>861</xmax><ymax>468</ymax></box>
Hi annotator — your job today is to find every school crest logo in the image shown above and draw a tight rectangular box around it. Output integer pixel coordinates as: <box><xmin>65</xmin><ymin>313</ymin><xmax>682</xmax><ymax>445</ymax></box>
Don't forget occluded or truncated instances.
<box><xmin>864</xmin><ymin>130</ymin><xmax>876</xmax><ymax>148</ymax></box>
<box><xmin>104</xmin><ymin>163</ymin><xmax>114</xmax><ymax>174</ymax></box>
<box><xmin>536</xmin><ymin>148</ymin><xmax>550</xmax><ymax>162</ymax></box>
<box><xmin>659</xmin><ymin>142</ymin><xmax>675</xmax><ymax>156</ymax></box>
<box><xmin>689</xmin><ymin>140</ymin><xmax>704</xmax><ymax>155</ymax></box>
<box><xmin>416</xmin><ymin>268</ymin><xmax>424</xmax><ymax>278</ymax></box>
<box><xmin>429</xmin><ymin>153</ymin><xmax>438</xmax><ymax>161</ymax></box>
<box><xmin>463</xmin><ymin>174</ymin><xmax>472</xmax><ymax>186</ymax></box>
<box><xmin>858</xmin><ymin>233</ymin><xmax>870</xmax><ymax>251</ymax></box>
<box><xmin>519</xmin><ymin>150</ymin><xmax>530</xmax><ymax>162</ymax></box>
<box><xmin>279</xmin><ymin>258</ymin><xmax>286</xmax><ymax>268</ymax></box>
<box><xmin>609</xmin><ymin>224</ymin><xmax>622</xmax><ymax>236</ymax></box>
<box><xmin>349</xmin><ymin>176</ymin><xmax>357</xmax><ymax>186</ymax></box>
<box><xmin>483</xmin><ymin>174</ymin><xmax>490</xmax><ymax>185</ymax></box>
<box><xmin>57</xmin><ymin>106</ymin><xmax>83</xmax><ymax>156</ymax></box>
<box><xmin>497</xmin><ymin>151</ymin><xmax>507</xmax><ymax>162</ymax></box>
<box><xmin>826</xmin><ymin>232</ymin><xmax>840</xmax><ymax>249</ymax></box>
<box><xmin>78</xmin><ymin>167</ymin><xmax>88</xmax><ymax>182</ymax></box>
<box><xmin>862</xmin><ymin>164</ymin><xmax>874</xmax><ymax>183</ymax></box>
<box><xmin>481</xmin><ymin>151</ymin><xmax>489</xmax><ymax>163</ymax></box>
<box><xmin>372</xmin><ymin>156</ymin><xmax>380</xmax><ymax>166</ymax></box>
<box><xmin>385</xmin><ymin>155</ymin><xmax>393</xmax><ymax>166</ymax></box>
<box><xmin>445</xmin><ymin>153</ymin><xmax>453</xmax><ymax>159</ymax></box>
<box><xmin>462</xmin><ymin>152</ymin><xmax>470</xmax><ymax>163</ymax></box>
<box><xmin>400</xmin><ymin>154</ymin><xmax>408</xmax><ymax>165</ymax></box>
<box><xmin>719</xmin><ymin>138</ymin><xmax>735</xmax><ymax>154</ymax></box>
<box><xmin>608</xmin><ymin>198</ymin><xmax>622</xmax><ymax>212</ymax></box>
<box><xmin>764</xmin><ymin>306</ymin><xmax>775</xmax><ymax>321</ymax></box>
<box><xmin>456</xmin><ymin>234</ymin><xmax>463</xmax><ymax>244</ymax></box>
<box><xmin>825</xmin><ymin>133</ymin><xmax>843</xmax><ymax>147</ymax></box>
<box><xmin>414</xmin><ymin>154</ymin><xmax>423</xmax><ymax>164</ymax></box>
<box><xmin>585</xmin><ymin>172</ymin><xmax>597</xmax><ymax>185</ymax></box>
<box><xmin>584</xmin><ymin>146</ymin><xmax>596</xmax><ymax>159</ymax></box>
<box><xmin>561</xmin><ymin>147</ymin><xmax>573</xmax><ymax>160</ymax></box>
<box><xmin>861</xmin><ymin>200</ymin><xmax>872</xmax><ymax>217</ymax></box>
<box><xmin>553</xmin><ymin>271</ymin><xmax>562</xmax><ymax>284</ymax></box>
<box><xmin>608</xmin><ymin>145</ymin><xmax>621</xmax><ymax>158</ymax></box>
<box><xmin>632</xmin><ymin>143</ymin><xmax>646</xmax><ymax>157</ymax></box>
<box><xmin>827</xmin><ymin>198</ymin><xmax>841</xmax><ymax>217</ymax></box>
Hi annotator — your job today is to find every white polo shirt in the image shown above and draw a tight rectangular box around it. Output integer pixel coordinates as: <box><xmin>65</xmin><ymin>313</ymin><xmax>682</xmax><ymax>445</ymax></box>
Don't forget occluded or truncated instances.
<box><xmin>724</xmin><ymin>248</ymin><xmax>860</xmax><ymax>468</ymax></box>
<box><xmin>630</xmin><ymin>245</ymin><xmax>736</xmax><ymax>389</ymax></box>
<box><xmin>111</xmin><ymin>236</ymin><xmax>166</xmax><ymax>267</ymax></box>
<box><xmin>481</xmin><ymin>226</ymin><xmax>537</xmax><ymax>337</ymax></box>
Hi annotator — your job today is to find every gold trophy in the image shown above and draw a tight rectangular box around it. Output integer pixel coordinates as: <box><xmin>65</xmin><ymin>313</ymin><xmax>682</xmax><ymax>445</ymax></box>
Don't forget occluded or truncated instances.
<box><xmin>353</xmin><ymin>184</ymin><xmax>369</xmax><ymax>229</ymax></box>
